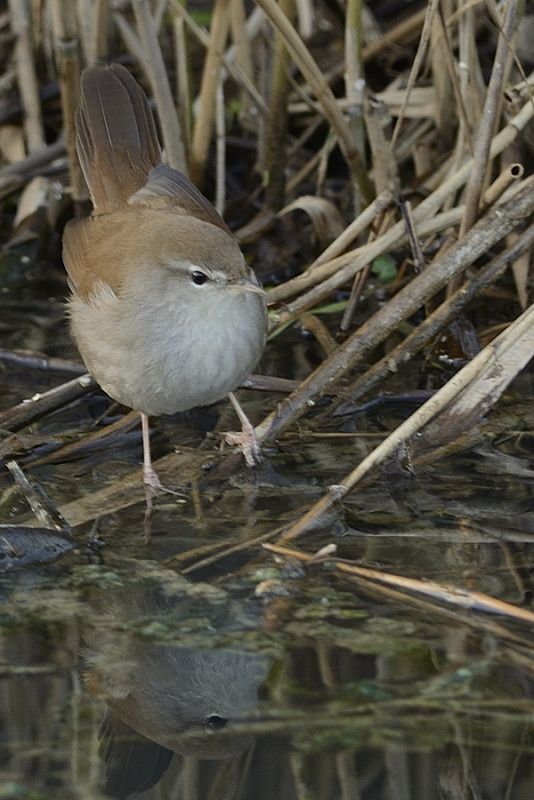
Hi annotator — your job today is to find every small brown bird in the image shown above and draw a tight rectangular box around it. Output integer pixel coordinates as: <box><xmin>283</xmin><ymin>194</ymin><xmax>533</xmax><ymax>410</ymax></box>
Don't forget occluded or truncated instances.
<box><xmin>62</xmin><ymin>64</ymin><xmax>267</xmax><ymax>488</ymax></box>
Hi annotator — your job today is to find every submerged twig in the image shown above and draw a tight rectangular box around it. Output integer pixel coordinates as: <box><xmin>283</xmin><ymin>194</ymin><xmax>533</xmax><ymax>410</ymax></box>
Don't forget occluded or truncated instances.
<box><xmin>263</xmin><ymin>543</ymin><xmax>534</xmax><ymax>625</ymax></box>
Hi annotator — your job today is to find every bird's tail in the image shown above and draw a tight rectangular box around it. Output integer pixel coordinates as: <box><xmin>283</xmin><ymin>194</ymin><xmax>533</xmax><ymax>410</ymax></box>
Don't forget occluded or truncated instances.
<box><xmin>76</xmin><ymin>64</ymin><xmax>161</xmax><ymax>214</ymax></box>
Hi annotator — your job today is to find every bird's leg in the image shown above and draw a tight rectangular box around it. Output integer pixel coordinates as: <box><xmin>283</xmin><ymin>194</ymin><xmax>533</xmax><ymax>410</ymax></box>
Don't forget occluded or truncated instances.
<box><xmin>141</xmin><ymin>414</ymin><xmax>186</xmax><ymax>502</ymax></box>
<box><xmin>224</xmin><ymin>392</ymin><xmax>262</xmax><ymax>466</ymax></box>
<box><xmin>141</xmin><ymin>412</ymin><xmax>164</xmax><ymax>492</ymax></box>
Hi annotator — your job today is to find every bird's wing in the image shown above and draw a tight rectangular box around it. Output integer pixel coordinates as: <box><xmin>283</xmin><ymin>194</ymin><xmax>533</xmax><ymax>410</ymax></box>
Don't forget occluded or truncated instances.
<box><xmin>63</xmin><ymin>213</ymin><xmax>133</xmax><ymax>300</ymax></box>
<box><xmin>129</xmin><ymin>164</ymin><xmax>233</xmax><ymax>236</ymax></box>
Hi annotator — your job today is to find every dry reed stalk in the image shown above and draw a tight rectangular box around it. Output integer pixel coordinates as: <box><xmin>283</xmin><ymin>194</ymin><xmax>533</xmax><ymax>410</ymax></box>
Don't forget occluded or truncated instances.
<box><xmin>295</xmin><ymin>0</ymin><xmax>313</xmax><ymax>39</ymax></box>
<box><xmin>49</xmin><ymin>0</ymin><xmax>87</xmax><ymax>205</ymax></box>
<box><xmin>509</xmin><ymin>236</ymin><xmax>530</xmax><ymax>310</ymax></box>
<box><xmin>168</xmin><ymin>0</ymin><xmax>267</xmax><ymax>116</ymax></box>
<box><xmin>340</xmin><ymin>99</ymin><xmax>397</xmax><ymax>334</ymax></box>
<box><xmin>173</xmin><ymin>8</ymin><xmax>191</xmax><ymax>160</ymax></box>
<box><xmin>335</xmin><ymin>224</ymin><xmax>534</xmax><ymax>409</ymax></box>
<box><xmin>132</xmin><ymin>0</ymin><xmax>187</xmax><ymax>172</ymax></box>
<box><xmin>364</xmin><ymin>96</ymin><xmax>399</xmax><ymax>195</ymax></box>
<box><xmin>0</xmin><ymin>374</ymin><xmax>96</xmax><ymax>432</ymax></box>
<box><xmin>289</xmin><ymin>89</ymin><xmax>437</xmax><ymax>119</ymax></box>
<box><xmin>456</xmin><ymin>0</ymin><xmax>519</xmax><ymax>246</ymax></box>
<box><xmin>264</xmin><ymin>0</ymin><xmax>296</xmax><ymax>211</ymax></box>
<box><xmin>457</xmin><ymin>0</ymin><xmax>484</xmax><ymax>134</ymax></box>
<box><xmin>8</xmin><ymin>0</ymin><xmax>45</xmax><ymax>153</ymax></box>
<box><xmin>76</xmin><ymin>0</ymin><xmax>93</xmax><ymax>64</ymax></box>
<box><xmin>254</xmin><ymin>0</ymin><xmax>373</xmax><ymax>204</ymax></box>
<box><xmin>268</xmin><ymin>90</ymin><xmax>534</xmax><ymax>312</ymax></box>
<box><xmin>189</xmin><ymin>0</ymin><xmax>231</xmax><ymax>188</ymax></box>
<box><xmin>300</xmin><ymin>314</ymin><xmax>337</xmax><ymax>357</ymax></box>
<box><xmin>215</xmin><ymin>77</ymin><xmax>226</xmax><ymax>215</ymax></box>
<box><xmin>226</xmin><ymin>5</ymin><xmax>265</xmax><ymax>59</ymax></box>
<box><xmin>361</xmin><ymin>6</ymin><xmax>428</xmax><ymax>63</ymax></box>
<box><xmin>345</xmin><ymin>0</ymin><xmax>365</xmax><ymax>210</ymax></box>
<box><xmin>229</xmin><ymin>0</ymin><xmax>255</xmax><ymax>125</ymax></box>
<box><xmin>339</xmin><ymin>207</ymin><xmax>392</xmax><ymax>333</ymax></box>
<box><xmin>313</xmin><ymin>190</ymin><xmax>394</xmax><ymax>270</ymax></box>
<box><xmin>285</xmin><ymin>146</ymin><xmax>322</xmax><ymax>194</ymax></box>
<box><xmin>0</xmin><ymin>139</ymin><xmax>66</xmax><ymax>198</ymax></box>
<box><xmin>23</xmin><ymin>411</ymin><xmax>140</xmax><ymax>469</ymax></box>
<box><xmin>430</xmin><ymin>1</ymin><xmax>455</xmax><ymax>144</ymax></box>
<box><xmin>394</xmin><ymin>118</ymin><xmax>434</xmax><ymax>166</ymax></box>
<box><xmin>269</xmin><ymin>206</ymin><xmax>465</xmax><ymax>320</ymax></box>
<box><xmin>113</xmin><ymin>10</ymin><xmax>145</xmax><ymax>64</ymax></box>
<box><xmin>256</xmin><ymin>181</ymin><xmax>534</xmax><ymax>445</ymax></box>
<box><xmin>480</xmin><ymin>162</ymin><xmax>524</xmax><ymax>211</ymax></box>
<box><xmin>417</xmin><ymin>302</ymin><xmax>534</xmax><ymax>449</ymax></box>
<box><xmin>89</xmin><ymin>0</ymin><xmax>110</xmax><ymax>65</ymax></box>
<box><xmin>390</xmin><ymin>0</ymin><xmax>439</xmax><ymax>150</ymax></box>
<box><xmin>432</xmin><ymin>5</ymin><xmax>472</xmax><ymax>147</ymax></box>
<box><xmin>153</xmin><ymin>0</ymin><xmax>168</xmax><ymax>32</ymax></box>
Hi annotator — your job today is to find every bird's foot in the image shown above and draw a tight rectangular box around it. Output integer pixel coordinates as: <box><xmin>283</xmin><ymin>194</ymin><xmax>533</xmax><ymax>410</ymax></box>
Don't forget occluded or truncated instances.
<box><xmin>225</xmin><ymin>392</ymin><xmax>262</xmax><ymax>467</ymax></box>
<box><xmin>224</xmin><ymin>423</ymin><xmax>262</xmax><ymax>467</ymax></box>
<box><xmin>143</xmin><ymin>464</ymin><xmax>166</xmax><ymax>494</ymax></box>
<box><xmin>143</xmin><ymin>465</ymin><xmax>184</xmax><ymax>497</ymax></box>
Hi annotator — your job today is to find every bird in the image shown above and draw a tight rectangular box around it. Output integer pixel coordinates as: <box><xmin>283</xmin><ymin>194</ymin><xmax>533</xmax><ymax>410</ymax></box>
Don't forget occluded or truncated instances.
<box><xmin>62</xmin><ymin>64</ymin><xmax>267</xmax><ymax>490</ymax></box>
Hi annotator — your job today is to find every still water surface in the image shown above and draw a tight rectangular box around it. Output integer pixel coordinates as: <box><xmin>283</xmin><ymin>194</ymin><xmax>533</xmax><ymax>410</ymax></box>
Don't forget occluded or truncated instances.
<box><xmin>1</xmin><ymin>399</ymin><xmax>533</xmax><ymax>799</ymax></box>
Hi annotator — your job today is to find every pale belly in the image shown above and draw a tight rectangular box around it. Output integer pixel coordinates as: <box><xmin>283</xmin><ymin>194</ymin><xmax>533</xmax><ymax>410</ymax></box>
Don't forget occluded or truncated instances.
<box><xmin>69</xmin><ymin>284</ymin><xmax>266</xmax><ymax>416</ymax></box>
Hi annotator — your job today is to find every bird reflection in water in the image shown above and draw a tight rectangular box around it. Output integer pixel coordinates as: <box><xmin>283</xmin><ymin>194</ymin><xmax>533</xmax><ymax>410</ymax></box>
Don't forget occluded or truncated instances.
<box><xmin>82</xmin><ymin>578</ymin><xmax>269</xmax><ymax>798</ymax></box>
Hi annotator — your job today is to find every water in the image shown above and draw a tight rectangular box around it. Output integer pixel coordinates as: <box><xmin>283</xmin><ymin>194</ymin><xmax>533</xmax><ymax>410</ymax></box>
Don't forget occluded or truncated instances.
<box><xmin>1</xmin><ymin>379</ymin><xmax>533</xmax><ymax>798</ymax></box>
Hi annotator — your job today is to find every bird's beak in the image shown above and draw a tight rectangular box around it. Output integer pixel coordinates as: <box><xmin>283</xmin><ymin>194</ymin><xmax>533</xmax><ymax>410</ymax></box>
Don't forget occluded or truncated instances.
<box><xmin>233</xmin><ymin>278</ymin><xmax>265</xmax><ymax>296</ymax></box>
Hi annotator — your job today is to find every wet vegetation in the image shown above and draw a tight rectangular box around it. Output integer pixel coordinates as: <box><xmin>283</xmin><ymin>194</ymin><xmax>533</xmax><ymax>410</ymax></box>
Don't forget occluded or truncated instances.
<box><xmin>0</xmin><ymin>0</ymin><xmax>534</xmax><ymax>798</ymax></box>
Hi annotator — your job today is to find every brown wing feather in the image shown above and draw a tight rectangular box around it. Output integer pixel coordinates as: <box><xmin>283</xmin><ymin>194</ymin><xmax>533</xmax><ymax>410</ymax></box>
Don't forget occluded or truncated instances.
<box><xmin>77</xmin><ymin>64</ymin><xmax>161</xmax><ymax>213</ymax></box>
<box><xmin>63</xmin><ymin>212</ymin><xmax>133</xmax><ymax>298</ymax></box>
<box><xmin>130</xmin><ymin>164</ymin><xmax>233</xmax><ymax>236</ymax></box>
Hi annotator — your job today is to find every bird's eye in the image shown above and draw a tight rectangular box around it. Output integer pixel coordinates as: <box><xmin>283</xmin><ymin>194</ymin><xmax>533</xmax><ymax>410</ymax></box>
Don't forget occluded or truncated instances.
<box><xmin>205</xmin><ymin>714</ymin><xmax>227</xmax><ymax>731</ymax></box>
<box><xmin>191</xmin><ymin>270</ymin><xmax>208</xmax><ymax>286</ymax></box>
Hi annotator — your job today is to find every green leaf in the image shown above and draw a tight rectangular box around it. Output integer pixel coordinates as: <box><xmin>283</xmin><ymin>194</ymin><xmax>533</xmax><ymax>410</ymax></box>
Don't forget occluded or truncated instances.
<box><xmin>371</xmin><ymin>253</ymin><xmax>397</xmax><ymax>283</ymax></box>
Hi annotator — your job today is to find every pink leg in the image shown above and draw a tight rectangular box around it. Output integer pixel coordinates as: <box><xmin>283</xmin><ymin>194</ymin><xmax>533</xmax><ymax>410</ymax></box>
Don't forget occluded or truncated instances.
<box><xmin>141</xmin><ymin>413</ymin><xmax>164</xmax><ymax>491</ymax></box>
<box><xmin>140</xmin><ymin>414</ymin><xmax>185</xmax><ymax>498</ymax></box>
